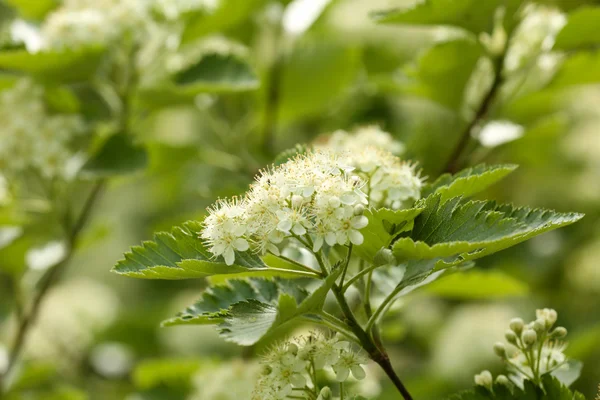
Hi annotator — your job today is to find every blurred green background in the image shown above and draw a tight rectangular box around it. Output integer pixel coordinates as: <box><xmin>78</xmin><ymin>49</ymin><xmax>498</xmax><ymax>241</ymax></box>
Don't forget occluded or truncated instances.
<box><xmin>1</xmin><ymin>0</ymin><xmax>599</xmax><ymax>399</ymax></box>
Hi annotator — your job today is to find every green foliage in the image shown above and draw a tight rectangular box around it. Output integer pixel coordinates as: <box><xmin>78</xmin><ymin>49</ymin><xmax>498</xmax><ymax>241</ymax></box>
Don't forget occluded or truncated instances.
<box><xmin>392</xmin><ymin>195</ymin><xmax>583</xmax><ymax>264</ymax></box>
<box><xmin>0</xmin><ymin>47</ymin><xmax>105</xmax><ymax>83</ymax></box>
<box><xmin>218</xmin><ymin>269</ymin><xmax>341</xmax><ymax>345</ymax></box>
<box><xmin>132</xmin><ymin>358</ymin><xmax>202</xmax><ymax>390</ymax></box>
<box><xmin>81</xmin><ymin>133</ymin><xmax>148</xmax><ymax>178</ymax></box>
<box><xmin>553</xmin><ymin>6</ymin><xmax>600</xmax><ymax>51</ymax></box>
<box><xmin>162</xmin><ymin>278</ymin><xmax>308</xmax><ymax>326</ymax></box>
<box><xmin>448</xmin><ymin>375</ymin><xmax>586</xmax><ymax>400</ymax></box>
<box><xmin>423</xmin><ymin>164</ymin><xmax>518</xmax><ymax>201</ymax></box>
<box><xmin>424</xmin><ymin>270</ymin><xmax>528</xmax><ymax>299</ymax></box>
<box><xmin>4</xmin><ymin>0</ymin><xmax>57</xmax><ymax>20</ymax></box>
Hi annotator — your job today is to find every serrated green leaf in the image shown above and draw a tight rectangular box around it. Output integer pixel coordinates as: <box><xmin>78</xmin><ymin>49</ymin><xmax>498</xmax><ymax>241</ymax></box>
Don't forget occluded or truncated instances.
<box><xmin>162</xmin><ymin>278</ymin><xmax>307</xmax><ymax>326</ymax></box>
<box><xmin>354</xmin><ymin>206</ymin><xmax>425</xmax><ymax>263</ymax></box>
<box><xmin>425</xmin><ymin>270</ymin><xmax>528</xmax><ymax>299</ymax></box>
<box><xmin>393</xmin><ymin>195</ymin><xmax>583</xmax><ymax>265</ymax></box>
<box><xmin>81</xmin><ymin>133</ymin><xmax>148</xmax><ymax>178</ymax></box>
<box><xmin>554</xmin><ymin>6</ymin><xmax>600</xmax><ymax>51</ymax></box>
<box><xmin>400</xmin><ymin>39</ymin><xmax>483</xmax><ymax>111</ymax></box>
<box><xmin>112</xmin><ymin>221</ymin><xmax>266</xmax><ymax>279</ymax></box>
<box><xmin>423</xmin><ymin>164</ymin><xmax>518</xmax><ymax>201</ymax></box>
<box><xmin>372</xmin><ymin>0</ymin><xmax>516</xmax><ymax>34</ymax></box>
<box><xmin>218</xmin><ymin>269</ymin><xmax>341</xmax><ymax>345</ymax></box>
<box><xmin>0</xmin><ymin>47</ymin><xmax>105</xmax><ymax>83</ymax></box>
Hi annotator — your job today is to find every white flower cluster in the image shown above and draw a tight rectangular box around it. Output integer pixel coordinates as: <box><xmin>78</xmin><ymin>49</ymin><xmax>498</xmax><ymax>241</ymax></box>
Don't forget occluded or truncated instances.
<box><xmin>317</xmin><ymin>127</ymin><xmax>423</xmax><ymax>210</ymax></box>
<box><xmin>0</xmin><ymin>79</ymin><xmax>85</xmax><ymax>179</ymax></box>
<box><xmin>475</xmin><ymin>308</ymin><xmax>570</xmax><ymax>390</ymax></box>
<box><xmin>202</xmin><ymin>151</ymin><xmax>369</xmax><ymax>265</ymax></box>
<box><xmin>253</xmin><ymin>334</ymin><xmax>368</xmax><ymax>400</ymax></box>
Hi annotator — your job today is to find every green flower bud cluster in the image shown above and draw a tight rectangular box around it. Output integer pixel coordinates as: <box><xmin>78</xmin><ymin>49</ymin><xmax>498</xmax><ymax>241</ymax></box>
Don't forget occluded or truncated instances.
<box><xmin>476</xmin><ymin>308</ymin><xmax>573</xmax><ymax>389</ymax></box>
<box><xmin>253</xmin><ymin>333</ymin><xmax>369</xmax><ymax>400</ymax></box>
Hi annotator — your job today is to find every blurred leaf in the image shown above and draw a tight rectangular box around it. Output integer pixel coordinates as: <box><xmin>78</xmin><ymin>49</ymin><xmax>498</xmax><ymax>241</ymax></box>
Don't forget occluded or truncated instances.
<box><xmin>567</xmin><ymin>323</ymin><xmax>600</xmax><ymax>359</ymax></box>
<box><xmin>372</xmin><ymin>0</ymin><xmax>518</xmax><ymax>34</ymax></box>
<box><xmin>133</xmin><ymin>358</ymin><xmax>202</xmax><ymax>390</ymax></box>
<box><xmin>44</xmin><ymin>86</ymin><xmax>80</xmax><ymax>114</ymax></box>
<box><xmin>278</xmin><ymin>42</ymin><xmax>360</xmax><ymax>123</ymax></box>
<box><xmin>549</xmin><ymin>51</ymin><xmax>600</xmax><ymax>88</ymax></box>
<box><xmin>182</xmin><ymin>0</ymin><xmax>267</xmax><ymax>43</ymax></box>
<box><xmin>162</xmin><ymin>278</ymin><xmax>309</xmax><ymax>326</ymax></box>
<box><xmin>81</xmin><ymin>133</ymin><xmax>148</xmax><ymax>178</ymax></box>
<box><xmin>0</xmin><ymin>47</ymin><xmax>105</xmax><ymax>83</ymax></box>
<box><xmin>174</xmin><ymin>53</ymin><xmax>259</xmax><ymax>90</ymax></box>
<box><xmin>4</xmin><ymin>0</ymin><xmax>57</xmax><ymax>19</ymax></box>
<box><xmin>400</xmin><ymin>39</ymin><xmax>483</xmax><ymax>111</ymax></box>
<box><xmin>423</xmin><ymin>164</ymin><xmax>518</xmax><ymax>201</ymax></box>
<box><xmin>554</xmin><ymin>6</ymin><xmax>600</xmax><ymax>51</ymax></box>
<box><xmin>392</xmin><ymin>195</ymin><xmax>584</xmax><ymax>263</ymax></box>
<box><xmin>354</xmin><ymin>206</ymin><xmax>425</xmax><ymax>263</ymax></box>
<box><xmin>448</xmin><ymin>375</ymin><xmax>585</xmax><ymax>399</ymax></box>
<box><xmin>218</xmin><ymin>268</ymin><xmax>341</xmax><ymax>345</ymax></box>
<box><xmin>425</xmin><ymin>270</ymin><xmax>528</xmax><ymax>299</ymax></box>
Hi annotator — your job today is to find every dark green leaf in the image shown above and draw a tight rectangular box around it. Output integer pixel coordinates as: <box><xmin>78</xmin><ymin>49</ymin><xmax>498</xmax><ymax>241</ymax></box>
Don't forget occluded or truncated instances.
<box><xmin>81</xmin><ymin>133</ymin><xmax>148</xmax><ymax>178</ymax></box>
<box><xmin>425</xmin><ymin>270</ymin><xmax>528</xmax><ymax>299</ymax></box>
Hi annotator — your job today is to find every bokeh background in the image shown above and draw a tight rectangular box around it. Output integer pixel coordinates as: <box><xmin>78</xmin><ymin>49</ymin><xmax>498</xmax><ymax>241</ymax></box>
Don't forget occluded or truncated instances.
<box><xmin>0</xmin><ymin>0</ymin><xmax>599</xmax><ymax>399</ymax></box>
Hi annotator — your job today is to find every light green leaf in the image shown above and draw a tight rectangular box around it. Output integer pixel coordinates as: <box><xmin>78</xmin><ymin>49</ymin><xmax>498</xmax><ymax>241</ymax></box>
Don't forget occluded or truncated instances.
<box><xmin>5</xmin><ymin>0</ymin><xmax>57</xmax><ymax>20</ymax></box>
<box><xmin>218</xmin><ymin>269</ymin><xmax>341</xmax><ymax>346</ymax></box>
<box><xmin>371</xmin><ymin>0</ymin><xmax>514</xmax><ymax>34</ymax></box>
<box><xmin>392</xmin><ymin>195</ymin><xmax>583</xmax><ymax>264</ymax></box>
<box><xmin>423</xmin><ymin>164</ymin><xmax>518</xmax><ymax>201</ymax></box>
<box><xmin>354</xmin><ymin>206</ymin><xmax>425</xmax><ymax>263</ymax></box>
<box><xmin>162</xmin><ymin>278</ymin><xmax>308</xmax><ymax>327</ymax></box>
<box><xmin>554</xmin><ymin>6</ymin><xmax>600</xmax><ymax>51</ymax></box>
<box><xmin>425</xmin><ymin>270</ymin><xmax>528</xmax><ymax>299</ymax></box>
<box><xmin>81</xmin><ymin>133</ymin><xmax>148</xmax><ymax>178</ymax></box>
<box><xmin>132</xmin><ymin>358</ymin><xmax>203</xmax><ymax>390</ymax></box>
<box><xmin>112</xmin><ymin>221</ymin><xmax>266</xmax><ymax>279</ymax></box>
<box><xmin>400</xmin><ymin>39</ymin><xmax>483</xmax><ymax>111</ymax></box>
<box><xmin>0</xmin><ymin>47</ymin><xmax>105</xmax><ymax>83</ymax></box>
<box><xmin>549</xmin><ymin>51</ymin><xmax>600</xmax><ymax>89</ymax></box>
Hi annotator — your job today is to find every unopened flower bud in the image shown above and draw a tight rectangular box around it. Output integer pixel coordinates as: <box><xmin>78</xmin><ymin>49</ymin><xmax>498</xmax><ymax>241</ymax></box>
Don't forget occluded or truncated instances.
<box><xmin>537</xmin><ymin>308</ymin><xmax>558</xmax><ymax>328</ymax></box>
<box><xmin>287</xmin><ymin>343</ymin><xmax>298</xmax><ymax>355</ymax></box>
<box><xmin>354</xmin><ymin>204</ymin><xmax>365</xmax><ymax>216</ymax></box>
<box><xmin>551</xmin><ymin>327</ymin><xmax>567</xmax><ymax>338</ymax></box>
<box><xmin>522</xmin><ymin>329</ymin><xmax>537</xmax><ymax>347</ymax></box>
<box><xmin>261</xmin><ymin>365</ymin><xmax>272</xmax><ymax>375</ymax></box>
<box><xmin>374</xmin><ymin>248</ymin><xmax>396</xmax><ymax>266</ymax></box>
<box><xmin>493</xmin><ymin>342</ymin><xmax>507</xmax><ymax>358</ymax></box>
<box><xmin>495</xmin><ymin>375</ymin><xmax>510</xmax><ymax>386</ymax></box>
<box><xmin>317</xmin><ymin>386</ymin><xmax>332</xmax><ymax>400</ymax></box>
<box><xmin>533</xmin><ymin>319</ymin><xmax>546</xmax><ymax>333</ymax></box>
<box><xmin>505</xmin><ymin>330</ymin><xmax>517</xmax><ymax>344</ymax></box>
<box><xmin>509</xmin><ymin>318</ymin><xmax>524</xmax><ymax>334</ymax></box>
<box><xmin>474</xmin><ymin>370</ymin><xmax>493</xmax><ymax>390</ymax></box>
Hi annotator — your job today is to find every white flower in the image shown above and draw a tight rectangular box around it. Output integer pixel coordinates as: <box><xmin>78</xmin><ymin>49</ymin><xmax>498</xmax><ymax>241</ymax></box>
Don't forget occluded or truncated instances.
<box><xmin>201</xmin><ymin>199</ymin><xmax>249</xmax><ymax>265</ymax></box>
<box><xmin>332</xmin><ymin>346</ymin><xmax>369</xmax><ymax>382</ymax></box>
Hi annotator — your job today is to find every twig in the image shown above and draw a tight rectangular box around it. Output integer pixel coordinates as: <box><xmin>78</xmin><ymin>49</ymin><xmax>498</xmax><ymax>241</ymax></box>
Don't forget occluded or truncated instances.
<box><xmin>0</xmin><ymin>181</ymin><xmax>105</xmax><ymax>392</ymax></box>
<box><xmin>444</xmin><ymin>52</ymin><xmax>507</xmax><ymax>174</ymax></box>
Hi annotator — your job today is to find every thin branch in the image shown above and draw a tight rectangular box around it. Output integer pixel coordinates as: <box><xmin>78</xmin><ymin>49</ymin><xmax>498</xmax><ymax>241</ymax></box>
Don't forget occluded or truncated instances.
<box><xmin>339</xmin><ymin>244</ymin><xmax>352</xmax><ymax>287</ymax></box>
<box><xmin>444</xmin><ymin>52</ymin><xmax>507</xmax><ymax>174</ymax></box>
<box><xmin>0</xmin><ymin>181</ymin><xmax>105</xmax><ymax>391</ymax></box>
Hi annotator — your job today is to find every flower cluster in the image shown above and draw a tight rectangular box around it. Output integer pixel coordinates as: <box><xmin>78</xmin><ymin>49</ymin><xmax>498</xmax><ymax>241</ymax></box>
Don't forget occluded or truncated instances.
<box><xmin>0</xmin><ymin>79</ymin><xmax>85</xmax><ymax>179</ymax></box>
<box><xmin>253</xmin><ymin>333</ymin><xmax>369</xmax><ymax>400</ymax></box>
<box><xmin>475</xmin><ymin>308</ymin><xmax>571</xmax><ymax>390</ymax></box>
<box><xmin>202</xmin><ymin>151</ymin><xmax>369</xmax><ymax>265</ymax></box>
<box><xmin>317</xmin><ymin>127</ymin><xmax>423</xmax><ymax>210</ymax></box>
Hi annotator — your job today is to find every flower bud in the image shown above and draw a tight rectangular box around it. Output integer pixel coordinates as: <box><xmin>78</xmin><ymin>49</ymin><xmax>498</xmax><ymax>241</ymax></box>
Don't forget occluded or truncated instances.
<box><xmin>537</xmin><ymin>308</ymin><xmax>558</xmax><ymax>328</ymax></box>
<box><xmin>522</xmin><ymin>329</ymin><xmax>537</xmax><ymax>347</ymax></box>
<box><xmin>505</xmin><ymin>330</ymin><xmax>517</xmax><ymax>345</ymax></box>
<box><xmin>287</xmin><ymin>343</ymin><xmax>299</xmax><ymax>355</ymax></box>
<box><xmin>317</xmin><ymin>386</ymin><xmax>332</xmax><ymax>400</ymax></box>
<box><xmin>374</xmin><ymin>248</ymin><xmax>396</xmax><ymax>267</ymax></box>
<box><xmin>261</xmin><ymin>365</ymin><xmax>272</xmax><ymax>375</ymax></box>
<box><xmin>533</xmin><ymin>319</ymin><xmax>546</xmax><ymax>333</ymax></box>
<box><xmin>474</xmin><ymin>370</ymin><xmax>493</xmax><ymax>390</ymax></box>
<box><xmin>353</xmin><ymin>204</ymin><xmax>365</xmax><ymax>216</ymax></box>
<box><xmin>495</xmin><ymin>375</ymin><xmax>510</xmax><ymax>386</ymax></box>
<box><xmin>509</xmin><ymin>318</ymin><xmax>524</xmax><ymax>334</ymax></box>
<box><xmin>551</xmin><ymin>326</ymin><xmax>567</xmax><ymax>338</ymax></box>
<box><xmin>493</xmin><ymin>342</ymin><xmax>507</xmax><ymax>358</ymax></box>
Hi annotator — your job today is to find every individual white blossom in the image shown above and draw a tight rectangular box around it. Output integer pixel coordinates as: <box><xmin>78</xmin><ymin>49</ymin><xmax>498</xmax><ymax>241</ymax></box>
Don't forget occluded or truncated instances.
<box><xmin>0</xmin><ymin>79</ymin><xmax>85</xmax><ymax>179</ymax></box>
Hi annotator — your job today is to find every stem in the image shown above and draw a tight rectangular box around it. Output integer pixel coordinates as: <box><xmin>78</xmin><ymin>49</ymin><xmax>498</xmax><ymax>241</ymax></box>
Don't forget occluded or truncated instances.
<box><xmin>342</xmin><ymin>262</ymin><xmax>379</xmax><ymax>292</ymax></box>
<box><xmin>270</xmin><ymin>253</ymin><xmax>322</xmax><ymax>276</ymax></box>
<box><xmin>267</xmin><ymin>267</ymin><xmax>322</xmax><ymax>279</ymax></box>
<box><xmin>331</xmin><ymin>285</ymin><xmax>413</xmax><ymax>400</ymax></box>
<box><xmin>339</xmin><ymin>244</ymin><xmax>352</xmax><ymax>287</ymax></box>
<box><xmin>0</xmin><ymin>181</ymin><xmax>105</xmax><ymax>392</ymax></box>
<box><xmin>340</xmin><ymin>382</ymin><xmax>345</xmax><ymax>400</ymax></box>
<box><xmin>366</xmin><ymin>283</ymin><xmax>403</xmax><ymax>333</ymax></box>
<box><xmin>444</xmin><ymin>51</ymin><xmax>507</xmax><ymax>173</ymax></box>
